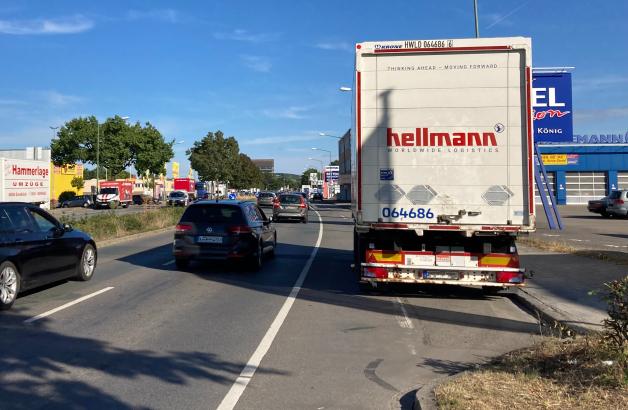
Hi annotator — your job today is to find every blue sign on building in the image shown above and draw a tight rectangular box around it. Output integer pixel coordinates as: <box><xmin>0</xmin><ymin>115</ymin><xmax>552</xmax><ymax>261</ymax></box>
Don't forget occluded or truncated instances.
<box><xmin>532</xmin><ymin>72</ymin><xmax>573</xmax><ymax>143</ymax></box>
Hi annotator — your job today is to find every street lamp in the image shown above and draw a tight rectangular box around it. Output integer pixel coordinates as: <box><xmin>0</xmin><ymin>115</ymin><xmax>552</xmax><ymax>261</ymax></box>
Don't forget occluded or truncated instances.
<box><xmin>319</xmin><ymin>132</ymin><xmax>341</xmax><ymax>139</ymax></box>
<box><xmin>311</xmin><ymin>147</ymin><xmax>332</xmax><ymax>165</ymax></box>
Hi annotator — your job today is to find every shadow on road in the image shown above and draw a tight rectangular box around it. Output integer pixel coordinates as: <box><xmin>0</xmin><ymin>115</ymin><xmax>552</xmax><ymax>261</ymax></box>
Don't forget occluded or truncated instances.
<box><xmin>0</xmin><ymin>310</ymin><xmax>288</xmax><ymax>409</ymax></box>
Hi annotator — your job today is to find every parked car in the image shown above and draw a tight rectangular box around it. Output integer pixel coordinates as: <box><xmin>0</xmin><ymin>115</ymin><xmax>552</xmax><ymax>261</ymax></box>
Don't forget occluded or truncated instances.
<box><xmin>0</xmin><ymin>202</ymin><xmax>97</xmax><ymax>310</ymax></box>
<box><xmin>257</xmin><ymin>191</ymin><xmax>277</xmax><ymax>207</ymax></box>
<box><xmin>273</xmin><ymin>193</ymin><xmax>308</xmax><ymax>223</ymax></box>
<box><xmin>606</xmin><ymin>190</ymin><xmax>628</xmax><ymax>218</ymax></box>
<box><xmin>587</xmin><ymin>196</ymin><xmax>612</xmax><ymax>217</ymax></box>
<box><xmin>59</xmin><ymin>195</ymin><xmax>93</xmax><ymax>208</ymax></box>
<box><xmin>167</xmin><ymin>191</ymin><xmax>189</xmax><ymax>207</ymax></box>
<box><xmin>133</xmin><ymin>194</ymin><xmax>160</xmax><ymax>205</ymax></box>
<box><xmin>173</xmin><ymin>200</ymin><xmax>276</xmax><ymax>271</ymax></box>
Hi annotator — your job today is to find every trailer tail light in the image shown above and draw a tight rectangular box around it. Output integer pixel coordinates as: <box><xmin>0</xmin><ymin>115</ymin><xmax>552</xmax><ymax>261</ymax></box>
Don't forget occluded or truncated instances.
<box><xmin>175</xmin><ymin>223</ymin><xmax>193</xmax><ymax>233</ymax></box>
<box><xmin>364</xmin><ymin>267</ymin><xmax>388</xmax><ymax>278</ymax></box>
<box><xmin>478</xmin><ymin>253</ymin><xmax>519</xmax><ymax>268</ymax></box>
<box><xmin>496</xmin><ymin>271</ymin><xmax>524</xmax><ymax>283</ymax></box>
<box><xmin>228</xmin><ymin>225</ymin><xmax>253</xmax><ymax>234</ymax></box>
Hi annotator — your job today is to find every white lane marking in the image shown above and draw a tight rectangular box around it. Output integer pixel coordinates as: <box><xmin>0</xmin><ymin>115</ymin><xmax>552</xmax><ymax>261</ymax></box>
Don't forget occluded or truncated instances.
<box><xmin>568</xmin><ymin>239</ymin><xmax>589</xmax><ymax>242</ymax></box>
<box><xmin>162</xmin><ymin>260</ymin><xmax>175</xmax><ymax>266</ymax></box>
<box><xmin>395</xmin><ymin>297</ymin><xmax>414</xmax><ymax>329</ymax></box>
<box><xmin>542</xmin><ymin>234</ymin><xmax>560</xmax><ymax>237</ymax></box>
<box><xmin>24</xmin><ymin>287</ymin><xmax>115</xmax><ymax>324</ymax></box>
<box><xmin>217</xmin><ymin>210</ymin><xmax>324</xmax><ymax>410</ymax></box>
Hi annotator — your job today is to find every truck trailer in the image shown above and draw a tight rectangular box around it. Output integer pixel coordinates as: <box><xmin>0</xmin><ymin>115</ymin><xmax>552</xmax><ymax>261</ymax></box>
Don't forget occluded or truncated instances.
<box><xmin>0</xmin><ymin>158</ymin><xmax>50</xmax><ymax>208</ymax></box>
<box><xmin>352</xmin><ymin>37</ymin><xmax>534</xmax><ymax>292</ymax></box>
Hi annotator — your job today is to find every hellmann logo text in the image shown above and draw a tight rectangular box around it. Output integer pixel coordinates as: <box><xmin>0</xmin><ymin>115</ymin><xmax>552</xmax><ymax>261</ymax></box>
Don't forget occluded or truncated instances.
<box><xmin>11</xmin><ymin>164</ymin><xmax>49</xmax><ymax>178</ymax></box>
<box><xmin>387</xmin><ymin>128</ymin><xmax>497</xmax><ymax>147</ymax></box>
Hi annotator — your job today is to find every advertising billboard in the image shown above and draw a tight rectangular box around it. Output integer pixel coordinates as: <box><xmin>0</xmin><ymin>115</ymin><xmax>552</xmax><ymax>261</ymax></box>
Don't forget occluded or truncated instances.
<box><xmin>532</xmin><ymin>72</ymin><xmax>573</xmax><ymax>143</ymax></box>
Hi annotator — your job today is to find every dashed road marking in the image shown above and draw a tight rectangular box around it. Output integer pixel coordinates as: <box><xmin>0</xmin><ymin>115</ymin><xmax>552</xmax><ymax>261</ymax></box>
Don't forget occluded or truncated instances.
<box><xmin>24</xmin><ymin>287</ymin><xmax>115</xmax><ymax>324</ymax></box>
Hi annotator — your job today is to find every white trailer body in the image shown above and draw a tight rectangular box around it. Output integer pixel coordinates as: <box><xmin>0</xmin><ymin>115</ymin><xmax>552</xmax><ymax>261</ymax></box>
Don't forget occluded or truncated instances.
<box><xmin>0</xmin><ymin>158</ymin><xmax>51</xmax><ymax>207</ymax></box>
<box><xmin>352</xmin><ymin>37</ymin><xmax>534</xmax><ymax>289</ymax></box>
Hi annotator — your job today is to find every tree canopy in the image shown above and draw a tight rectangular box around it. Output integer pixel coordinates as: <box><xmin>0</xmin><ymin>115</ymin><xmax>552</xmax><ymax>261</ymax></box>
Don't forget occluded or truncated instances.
<box><xmin>301</xmin><ymin>168</ymin><xmax>319</xmax><ymax>186</ymax></box>
<box><xmin>51</xmin><ymin>115</ymin><xmax>174</xmax><ymax>179</ymax></box>
<box><xmin>187</xmin><ymin>130</ymin><xmax>240</xmax><ymax>184</ymax></box>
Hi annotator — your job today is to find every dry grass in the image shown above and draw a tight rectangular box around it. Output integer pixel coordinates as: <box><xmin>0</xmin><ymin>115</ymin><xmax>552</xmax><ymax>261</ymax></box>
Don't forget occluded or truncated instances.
<box><xmin>60</xmin><ymin>207</ymin><xmax>185</xmax><ymax>242</ymax></box>
<box><xmin>519</xmin><ymin>237</ymin><xmax>628</xmax><ymax>265</ymax></box>
<box><xmin>435</xmin><ymin>336</ymin><xmax>628</xmax><ymax>409</ymax></box>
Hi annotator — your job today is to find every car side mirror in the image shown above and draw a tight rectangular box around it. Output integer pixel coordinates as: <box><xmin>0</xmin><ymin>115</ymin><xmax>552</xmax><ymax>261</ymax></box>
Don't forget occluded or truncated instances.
<box><xmin>63</xmin><ymin>223</ymin><xmax>73</xmax><ymax>232</ymax></box>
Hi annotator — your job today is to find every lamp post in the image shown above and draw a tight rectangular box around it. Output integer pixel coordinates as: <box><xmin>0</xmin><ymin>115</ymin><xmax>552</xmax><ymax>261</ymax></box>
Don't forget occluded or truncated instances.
<box><xmin>311</xmin><ymin>147</ymin><xmax>332</xmax><ymax>165</ymax></box>
<box><xmin>474</xmin><ymin>0</ymin><xmax>480</xmax><ymax>38</ymax></box>
<box><xmin>319</xmin><ymin>132</ymin><xmax>341</xmax><ymax>139</ymax></box>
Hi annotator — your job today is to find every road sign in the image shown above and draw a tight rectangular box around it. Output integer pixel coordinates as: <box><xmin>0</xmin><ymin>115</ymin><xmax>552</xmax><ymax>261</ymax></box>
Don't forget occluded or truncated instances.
<box><xmin>309</xmin><ymin>172</ymin><xmax>318</xmax><ymax>182</ymax></box>
<box><xmin>228</xmin><ymin>193</ymin><xmax>236</xmax><ymax>200</ymax></box>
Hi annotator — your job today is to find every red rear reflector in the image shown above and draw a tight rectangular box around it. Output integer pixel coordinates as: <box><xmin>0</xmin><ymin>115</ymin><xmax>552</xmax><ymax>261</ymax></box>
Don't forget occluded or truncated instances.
<box><xmin>228</xmin><ymin>225</ymin><xmax>252</xmax><ymax>234</ymax></box>
<box><xmin>365</xmin><ymin>267</ymin><xmax>388</xmax><ymax>278</ymax></box>
<box><xmin>175</xmin><ymin>223</ymin><xmax>192</xmax><ymax>233</ymax></box>
<box><xmin>496</xmin><ymin>271</ymin><xmax>523</xmax><ymax>283</ymax></box>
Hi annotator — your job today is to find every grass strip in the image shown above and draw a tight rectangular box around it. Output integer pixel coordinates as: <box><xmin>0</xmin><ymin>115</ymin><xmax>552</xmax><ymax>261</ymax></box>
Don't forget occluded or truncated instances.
<box><xmin>519</xmin><ymin>237</ymin><xmax>628</xmax><ymax>266</ymax></box>
<box><xmin>59</xmin><ymin>207</ymin><xmax>186</xmax><ymax>242</ymax></box>
<box><xmin>435</xmin><ymin>335</ymin><xmax>628</xmax><ymax>409</ymax></box>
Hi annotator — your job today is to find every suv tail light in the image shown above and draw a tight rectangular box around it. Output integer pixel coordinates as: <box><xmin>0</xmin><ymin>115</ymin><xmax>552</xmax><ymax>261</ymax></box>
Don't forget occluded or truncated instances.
<box><xmin>299</xmin><ymin>198</ymin><xmax>307</xmax><ymax>208</ymax></box>
<box><xmin>228</xmin><ymin>225</ymin><xmax>252</xmax><ymax>234</ymax></box>
<box><xmin>614</xmin><ymin>199</ymin><xmax>624</xmax><ymax>205</ymax></box>
<box><xmin>273</xmin><ymin>199</ymin><xmax>280</xmax><ymax>208</ymax></box>
<box><xmin>175</xmin><ymin>223</ymin><xmax>193</xmax><ymax>233</ymax></box>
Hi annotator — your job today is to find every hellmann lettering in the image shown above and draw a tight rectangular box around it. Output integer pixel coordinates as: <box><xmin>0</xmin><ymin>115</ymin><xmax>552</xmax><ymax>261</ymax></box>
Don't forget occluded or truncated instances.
<box><xmin>11</xmin><ymin>164</ymin><xmax>49</xmax><ymax>178</ymax></box>
<box><xmin>387</xmin><ymin>128</ymin><xmax>497</xmax><ymax>147</ymax></box>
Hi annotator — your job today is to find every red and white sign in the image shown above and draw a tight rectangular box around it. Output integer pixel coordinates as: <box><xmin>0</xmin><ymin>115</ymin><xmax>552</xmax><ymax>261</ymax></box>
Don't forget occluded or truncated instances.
<box><xmin>1</xmin><ymin>158</ymin><xmax>50</xmax><ymax>203</ymax></box>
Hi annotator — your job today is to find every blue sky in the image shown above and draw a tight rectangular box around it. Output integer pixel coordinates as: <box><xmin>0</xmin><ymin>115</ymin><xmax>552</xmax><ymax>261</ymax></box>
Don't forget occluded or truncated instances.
<box><xmin>1</xmin><ymin>1</ymin><xmax>627</xmax><ymax>175</ymax></box>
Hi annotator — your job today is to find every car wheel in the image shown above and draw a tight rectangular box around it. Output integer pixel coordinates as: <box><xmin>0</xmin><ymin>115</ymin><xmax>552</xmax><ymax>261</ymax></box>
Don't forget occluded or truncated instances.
<box><xmin>76</xmin><ymin>244</ymin><xmax>97</xmax><ymax>281</ymax></box>
<box><xmin>175</xmin><ymin>258</ymin><xmax>189</xmax><ymax>270</ymax></box>
<box><xmin>269</xmin><ymin>233</ymin><xmax>277</xmax><ymax>258</ymax></box>
<box><xmin>248</xmin><ymin>241</ymin><xmax>263</xmax><ymax>271</ymax></box>
<box><xmin>83</xmin><ymin>202</ymin><xmax>89</xmax><ymax>208</ymax></box>
<box><xmin>0</xmin><ymin>261</ymin><xmax>20</xmax><ymax>310</ymax></box>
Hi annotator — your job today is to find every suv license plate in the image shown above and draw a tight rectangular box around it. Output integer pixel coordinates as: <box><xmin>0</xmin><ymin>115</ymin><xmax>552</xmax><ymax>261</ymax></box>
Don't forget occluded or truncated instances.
<box><xmin>197</xmin><ymin>236</ymin><xmax>222</xmax><ymax>244</ymax></box>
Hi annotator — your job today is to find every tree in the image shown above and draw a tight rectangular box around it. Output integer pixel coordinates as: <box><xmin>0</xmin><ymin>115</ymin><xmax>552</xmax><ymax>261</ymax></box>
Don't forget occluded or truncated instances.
<box><xmin>330</xmin><ymin>159</ymin><xmax>340</xmax><ymax>166</ymax></box>
<box><xmin>231</xmin><ymin>154</ymin><xmax>263</xmax><ymax>189</ymax></box>
<box><xmin>187</xmin><ymin>130</ymin><xmax>241</xmax><ymax>184</ymax></box>
<box><xmin>301</xmin><ymin>168</ymin><xmax>319</xmax><ymax>186</ymax></box>
<box><xmin>70</xmin><ymin>176</ymin><xmax>84</xmax><ymax>191</ymax></box>
<box><xmin>51</xmin><ymin>115</ymin><xmax>173</xmax><ymax>181</ymax></box>
<box><xmin>131</xmin><ymin>122</ymin><xmax>174</xmax><ymax>179</ymax></box>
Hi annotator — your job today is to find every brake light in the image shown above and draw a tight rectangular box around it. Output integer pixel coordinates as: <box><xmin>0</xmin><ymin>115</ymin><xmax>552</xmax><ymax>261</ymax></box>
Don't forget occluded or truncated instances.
<box><xmin>175</xmin><ymin>223</ymin><xmax>193</xmax><ymax>233</ymax></box>
<box><xmin>614</xmin><ymin>199</ymin><xmax>624</xmax><ymax>205</ymax></box>
<box><xmin>496</xmin><ymin>271</ymin><xmax>524</xmax><ymax>283</ymax></box>
<box><xmin>299</xmin><ymin>198</ymin><xmax>307</xmax><ymax>208</ymax></box>
<box><xmin>273</xmin><ymin>199</ymin><xmax>280</xmax><ymax>208</ymax></box>
<box><xmin>228</xmin><ymin>225</ymin><xmax>252</xmax><ymax>234</ymax></box>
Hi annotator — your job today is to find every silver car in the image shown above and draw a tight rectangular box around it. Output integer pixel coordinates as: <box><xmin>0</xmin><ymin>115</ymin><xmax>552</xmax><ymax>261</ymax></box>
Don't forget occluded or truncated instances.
<box><xmin>257</xmin><ymin>191</ymin><xmax>276</xmax><ymax>207</ymax></box>
<box><xmin>273</xmin><ymin>193</ymin><xmax>308</xmax><ymax>223</ymax></box>
<box><xmin>606</xmin><ymin>190</ymin><xmax>628</xmax><ymax>217</ymax></box>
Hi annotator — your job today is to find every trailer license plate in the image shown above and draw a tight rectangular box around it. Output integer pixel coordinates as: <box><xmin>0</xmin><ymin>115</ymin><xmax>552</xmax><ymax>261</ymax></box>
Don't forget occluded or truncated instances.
<box><xmin>197</xmin><ymin>236</ymin><xmax>222</xmax><ymax>244</ymax></box>
<box><xmin>423</xmin><ymin>271</ymin><xmax>459</xmax><ymax>280</ymax></box>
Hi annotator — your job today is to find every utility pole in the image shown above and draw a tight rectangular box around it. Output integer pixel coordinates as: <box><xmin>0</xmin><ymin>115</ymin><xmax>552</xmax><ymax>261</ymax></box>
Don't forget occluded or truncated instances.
<box><xmin>474</xmin><ymin>0</ymin><xmax>480</xmax><ymax>38</ymax></box>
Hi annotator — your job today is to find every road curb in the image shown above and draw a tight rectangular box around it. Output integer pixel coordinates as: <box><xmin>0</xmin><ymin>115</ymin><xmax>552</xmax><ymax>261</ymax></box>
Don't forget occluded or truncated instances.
<box><xmin>410</xmin><ymin>371</ymin><xmax>473</xmax><ymax>410</ymax></box>
<box><xmin>96</xmin><ymin>226</ymin><xmax>174</xmax><ymax>248</ymax></box>
<box><xmin>509</xmin><ymin>287</ymin><xmax>590</xmax><ymax>335</ymax></box>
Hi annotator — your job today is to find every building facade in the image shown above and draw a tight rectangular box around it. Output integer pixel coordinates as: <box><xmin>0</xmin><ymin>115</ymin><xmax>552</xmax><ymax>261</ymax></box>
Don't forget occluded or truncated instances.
<box><xmin>537</xmin><ymin>137</ymin><xmax>628</xmax><ymax>205</ymax></box>
<box><xmin>337</xmin><ymin>129</ymin><xmax>351</xmax><ymax>201</ymax></box>
<box><xmin>252</xmin><ymin>159</ymin><xmax>274</xmax><ymax>173</ymax></box>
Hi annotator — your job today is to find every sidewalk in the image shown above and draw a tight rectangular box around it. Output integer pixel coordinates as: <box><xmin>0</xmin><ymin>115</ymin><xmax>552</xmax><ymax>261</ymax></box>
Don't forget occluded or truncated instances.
<box><xmin>516</xmin><ymin>244</ymin><xmax>626</xmax><ymax>333</ymax></box>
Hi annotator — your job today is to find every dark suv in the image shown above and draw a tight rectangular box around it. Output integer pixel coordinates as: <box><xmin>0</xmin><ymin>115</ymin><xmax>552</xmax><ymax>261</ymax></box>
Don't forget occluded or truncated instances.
<box><xmin>173</xmin><ymin>200</ymin><xmax>276</xmax><ymax>271</ymax></box>
<box><xmin>0</xmin><ymin>203</ymin><xmax>97</xmax><ymax>310</ymax></box>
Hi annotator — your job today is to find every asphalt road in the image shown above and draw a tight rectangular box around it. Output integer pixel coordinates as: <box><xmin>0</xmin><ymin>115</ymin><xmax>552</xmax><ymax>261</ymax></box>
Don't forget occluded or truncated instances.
<box><xmin>533</xmin><ymin>204</ymin><xmax>628</xmax><ymax>253</ymax></box>
<box><xmin>0</xmin><ymin>204</ymin><xmax>539</xmax><ymax>409</ymax></box>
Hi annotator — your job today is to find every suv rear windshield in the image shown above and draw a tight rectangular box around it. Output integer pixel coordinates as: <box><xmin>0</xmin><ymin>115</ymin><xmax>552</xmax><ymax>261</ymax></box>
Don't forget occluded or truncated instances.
<box><xmin>609</xmin><ymin>191</ymin><xmax>622</xmax><ymax>199</ymax></box>
<box><xmin>279</xmin><ymin>194</ymin><xmax>302</xmax><ymax>204</ymax></box>
<box><xmin>181</xmin><ymin>205</ymin><xmax>244</xmax><ymax>224</ymax></box>
<box><xmin>259</xmin><ymin>192</ymin><xmax>274</xmax><ymax>198</ymax></box>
